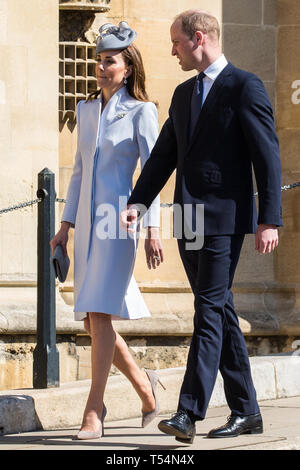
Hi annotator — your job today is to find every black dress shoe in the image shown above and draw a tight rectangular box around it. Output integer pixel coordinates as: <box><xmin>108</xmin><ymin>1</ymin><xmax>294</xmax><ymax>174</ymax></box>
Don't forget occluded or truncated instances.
<box><xmin>158</xmin><ymin>410</ymin><xmax>196</xmax><ymax>444</ymax></box>
<box><xmin>207</xmin><ymin>412</ymin><xmax>263</xmax><ymax>438</ymax></box>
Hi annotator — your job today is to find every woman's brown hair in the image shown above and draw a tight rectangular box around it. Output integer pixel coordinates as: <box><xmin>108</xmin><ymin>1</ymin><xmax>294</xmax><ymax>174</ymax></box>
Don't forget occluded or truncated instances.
<box><xmin>87</xmin><ymin>43</ymin><xmax>150</xmax><ymax>102</ymax></box>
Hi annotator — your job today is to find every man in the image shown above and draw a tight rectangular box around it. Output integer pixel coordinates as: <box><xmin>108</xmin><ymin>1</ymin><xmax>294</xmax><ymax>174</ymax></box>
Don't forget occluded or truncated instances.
<box><xmin>120</xmin><ymin>10</ymin><xmax>282</xmax><ymax>443</ymax></box>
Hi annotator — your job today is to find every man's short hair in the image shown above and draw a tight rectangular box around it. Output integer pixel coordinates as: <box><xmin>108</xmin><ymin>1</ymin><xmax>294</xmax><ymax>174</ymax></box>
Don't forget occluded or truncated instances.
<box><xmin>174</xmin><ymin>10</ymin><xmax>220</xmax><ymax>40</ymax></box>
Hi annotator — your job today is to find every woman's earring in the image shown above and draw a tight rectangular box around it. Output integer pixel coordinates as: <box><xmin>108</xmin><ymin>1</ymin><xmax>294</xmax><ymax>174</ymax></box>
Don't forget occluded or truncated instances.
<box><xmin>124</xmin><ymin>77</ymin><xmax>128</xmax><ymax>85</ymax></box>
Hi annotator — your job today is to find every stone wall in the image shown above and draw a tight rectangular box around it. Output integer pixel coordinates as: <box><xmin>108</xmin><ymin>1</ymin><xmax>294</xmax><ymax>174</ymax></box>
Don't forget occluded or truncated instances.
<box><xmin>223</xmin><ymin>0</ymin><xmax>277</xmax><ymax>108</ymax></box>
<box><xmin>0</xmin><ymin>0</ymin><xmax>59</xmax><ymax>282</ymax></box>
<box><xmin>222</xmin><ymin>0</ymin><xmax>300</xmax><ymax>337</ymax></box>
<box><xmin>223</xmin><ymin>0</ymin><xmax>277</xmax><ymax>285</ymax></box>
<box><xmin>0</xmin><ymin>0</ymin><xmax>59</xmax><ymax>390</ymax></box>
<box><xmin>275</xmin><ymin>0</ymin><xmax>300</xmax><ymax>285</ymax></box>
<box><xmin>1</xmin><ymin>332</ymin><xmax>299</xmax><ymax>390</ymax></box>
<box><xmin>69</xmin><ymin>331</ymin><xmax>300</xmax><ymax>379</ymax></box>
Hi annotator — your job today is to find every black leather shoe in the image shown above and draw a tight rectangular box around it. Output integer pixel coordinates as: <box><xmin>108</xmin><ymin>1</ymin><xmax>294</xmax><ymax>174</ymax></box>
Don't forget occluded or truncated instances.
<box><xmin>158</xmin><ymin>410</ymin><xmax>196</xmax><ymax>444</ymax></box>
<box><xmin>207</xmin><ymin>413</ymin><xmax>263</xmax><ymax>438</ymax></box>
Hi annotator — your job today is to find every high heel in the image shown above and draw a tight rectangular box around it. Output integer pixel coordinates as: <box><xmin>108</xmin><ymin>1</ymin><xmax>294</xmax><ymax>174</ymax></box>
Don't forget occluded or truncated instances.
<box><xmin>141</xmin><ymin>369</ymin><xmax>166</xmax><ymax>428</ymax></box>
<box><xmin>76</xmin><ymin>404</ymin><xmax>107</xmax><ymax>440</ymax></box>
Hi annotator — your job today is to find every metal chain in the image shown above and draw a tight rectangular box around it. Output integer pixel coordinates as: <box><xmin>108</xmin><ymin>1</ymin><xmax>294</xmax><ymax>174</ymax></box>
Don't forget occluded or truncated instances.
<box><xmin>253</xmin><ymin>181</ymin><xmax>300</xmax><ymax>196</ymax></box>
<box><xmin>281</xmin><ymin>182</ymin><xmax>300</xmax><ymax>191</ymax></box>
<box><xmin>0</xmin><ymin>198</ymin><xmax>42</xmax><ymax>215</ymax></box>
<box><xmin>1</xmin><ymin>182</ymin><xmax>300</xmax><ymax>215</ymax></box>
<box><xmin>0</xmin><ymin>197</ymin><xmax>64</xmax><ymax>215</ymax></box>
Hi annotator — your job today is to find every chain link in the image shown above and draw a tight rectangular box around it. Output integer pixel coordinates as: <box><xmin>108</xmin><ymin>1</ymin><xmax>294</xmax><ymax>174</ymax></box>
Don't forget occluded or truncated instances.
<box><xmin>1</xmin><ymin>182</ymin><xmax>300</xmax><ymax>215</ymax></box>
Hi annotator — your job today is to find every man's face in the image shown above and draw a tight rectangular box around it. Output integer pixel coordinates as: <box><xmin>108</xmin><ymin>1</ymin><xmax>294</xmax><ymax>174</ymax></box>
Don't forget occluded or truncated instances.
<box><xmin>170</xmin><ymin>20</ymin><xmax>199</xmax><ymax>71</ymax></box>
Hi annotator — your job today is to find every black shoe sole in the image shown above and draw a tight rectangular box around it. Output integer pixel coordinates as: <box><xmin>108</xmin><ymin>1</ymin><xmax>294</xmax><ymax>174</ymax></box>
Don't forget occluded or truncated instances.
<box><xmin>175</xmin><ymin>435</ymin><xmax>195</xmax><ymax>444</ymax></box>
<box><xmin>207</xmin><ymin>426</ymin><xmax>263</xmax><ymax>438</ymax></box>
<box><xmin>158</xmin><ymin>422</ymin><xmax>195</xmax><ymax>444</ymax></box>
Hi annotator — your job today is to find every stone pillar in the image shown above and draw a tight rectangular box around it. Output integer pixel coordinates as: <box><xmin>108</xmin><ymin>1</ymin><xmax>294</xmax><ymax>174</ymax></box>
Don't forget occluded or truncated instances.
<box><xmin>0</xmin><ymin>0</ymin><xmax>59</xmax><ymax>284</ymax></box>
<box><xmin>0</xmin><ymin>1</ymin><xmax>59</xmax><ymax>283</ymax></box>
<box><xmin>0</xmin><ymin>0</ymin><xmax>62</xmax><ymax>389</ymax></box>
<box><xmin>274</xmin><ymin>0</ymin><xmax>300</xmax><ymax>330</ymax></box>
<box><xmin>223</xmin><ymin>0</ymin><xmax>300</xmax><ymax>337</ymax></box>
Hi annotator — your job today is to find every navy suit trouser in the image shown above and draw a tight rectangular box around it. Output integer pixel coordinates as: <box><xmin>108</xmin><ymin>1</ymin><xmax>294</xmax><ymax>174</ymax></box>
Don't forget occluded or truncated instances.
<box><xmin>177</xmin><ymin>235</ymin><xmax>260</xmax><ymax>422</ymax></box>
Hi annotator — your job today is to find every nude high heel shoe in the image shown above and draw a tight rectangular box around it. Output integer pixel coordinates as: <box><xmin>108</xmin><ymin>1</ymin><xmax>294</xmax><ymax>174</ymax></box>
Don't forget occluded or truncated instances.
<box><xmin>76</xmin><ymin>404</ymin><xmax>107</xmax><ymax>440</ymax></box>
<box><xmin>142</xmin><ymin>369</ymin><xmax>166</xmax><ymax>428</ymax></box>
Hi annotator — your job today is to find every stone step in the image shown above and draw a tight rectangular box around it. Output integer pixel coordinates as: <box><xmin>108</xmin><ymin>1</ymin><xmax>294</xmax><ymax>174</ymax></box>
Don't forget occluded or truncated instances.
<box><xmin>1</xmin><ymin>397</ymin><xmax>300</xmax><ymax>450</ymax></box>
<box><xmin>0</xmin><ymin>353</ymin><xmax>300</xmax><ymax>436</ymax></box>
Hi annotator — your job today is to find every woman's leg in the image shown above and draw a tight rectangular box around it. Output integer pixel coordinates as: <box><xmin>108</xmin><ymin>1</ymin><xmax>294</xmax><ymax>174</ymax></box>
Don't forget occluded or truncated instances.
<box><xmin>80</xmin><ymin>312</ymin><xmax>116</xmax><ymax>432</ymax></box>
<box><xmin>84</xmin><ymin>316</ymin><xmax>155</xmax><ymax>414</ymax></box>
<box><xmin>113</xmin><ymin>331</ymin><xmax>155</xmax><ymax>413</ymax></box>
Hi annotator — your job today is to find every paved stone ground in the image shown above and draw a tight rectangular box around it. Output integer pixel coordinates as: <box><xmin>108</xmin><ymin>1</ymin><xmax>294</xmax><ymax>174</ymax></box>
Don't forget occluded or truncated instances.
<box><xmin>0</xmin><ymin>396</ymin><xmax>299</xmax><ymax>451</ymax></box>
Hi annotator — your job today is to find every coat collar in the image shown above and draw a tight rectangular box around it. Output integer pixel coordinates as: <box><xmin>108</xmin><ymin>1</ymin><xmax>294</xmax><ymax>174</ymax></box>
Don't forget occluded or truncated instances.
<box><xmin>87</xmin><ymin>86</ymin><xmax>139</xmax><ymax>157</ymax></box>
<box><xmin>89</xmin><ymin>86</ymin><xmax>127</xmax><ymax>139</ymax></box>
<box><xmin>94</xmin><ymin>86</ymin><xmax>140</xmax><ymax>123</ymax></box>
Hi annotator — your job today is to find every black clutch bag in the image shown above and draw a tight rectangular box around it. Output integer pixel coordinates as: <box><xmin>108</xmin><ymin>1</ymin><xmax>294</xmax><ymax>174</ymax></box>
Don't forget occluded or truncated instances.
<box><xmin>52</xmin><ymin>245</ymin><xmax>70</xmax><ymax>283</ymax></box>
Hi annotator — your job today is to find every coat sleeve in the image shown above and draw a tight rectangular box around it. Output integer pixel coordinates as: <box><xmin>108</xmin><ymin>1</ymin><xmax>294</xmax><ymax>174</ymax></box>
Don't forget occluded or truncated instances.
<box><xmin>128</xmin><ymin>100</ymin><xmax>177</xmax><ymax>216</ymax></box>
<box><xmin>136</xmin><ymin>102</ymin><xmax>160</xmax><ymax>228</ymax></box>
<box><xmin>61</xmin><ymin>101</ymin><xmax>83</xmax><ymax>227</ymax></box>
<box><xmin>238</xmin><ymin>76</ymin><xmax>283</xmax><ymax>226</ymax></box>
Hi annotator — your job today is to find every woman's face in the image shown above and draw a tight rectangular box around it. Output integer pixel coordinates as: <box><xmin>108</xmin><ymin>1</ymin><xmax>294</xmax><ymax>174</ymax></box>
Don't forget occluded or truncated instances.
<box><xmin>96</xmin><ymin>50</ymin><xmax>131</xmax><ymax>91</ymax></box>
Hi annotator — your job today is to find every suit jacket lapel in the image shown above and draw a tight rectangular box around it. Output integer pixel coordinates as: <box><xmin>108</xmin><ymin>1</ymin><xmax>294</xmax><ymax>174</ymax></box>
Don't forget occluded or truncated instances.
<box><xmin>184</xmin><ymin>62</ymin><xmax>234</xmax><ymax>158</ymax></box>
<box><xmin>175</xmin><ymin>77</ymin><xmax>196</xmax><ymax>151</ymax></box>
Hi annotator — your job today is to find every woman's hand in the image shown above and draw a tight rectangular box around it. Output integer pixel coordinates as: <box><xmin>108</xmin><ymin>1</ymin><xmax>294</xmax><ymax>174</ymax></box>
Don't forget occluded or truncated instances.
<box><xmin>49</xmin><ymin>221</ymin><xmax>71</xmax><ymax>257</ymax></box>
<box><xmin>144</xmin><ymin>227</ymin><xmax>164</xmax><ymax>269</ymax></box>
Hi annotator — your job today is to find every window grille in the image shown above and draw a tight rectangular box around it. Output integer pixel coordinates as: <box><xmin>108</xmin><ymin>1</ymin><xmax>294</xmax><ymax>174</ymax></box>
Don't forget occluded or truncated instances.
<box><xmin>59</xmin><ymin>41</ymin><xmax>97</xmax><ymax>120</ymax></box>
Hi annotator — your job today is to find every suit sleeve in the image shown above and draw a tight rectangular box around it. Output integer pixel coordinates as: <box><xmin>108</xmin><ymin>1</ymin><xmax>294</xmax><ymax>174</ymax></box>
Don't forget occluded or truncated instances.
<box><xmin>61</xmin><ymin>101</ymin><xmax>83</xmax><ymax>227</ymax></box>
<box><xmin>136</xmin><ymin>102</ymin><xmax>160</xmax><ymax>228</ymax></box>
<box><xmin>238</xmin><ymin>77</ymin><xmax>283</xmax><ymax>226</ymax></box>
<box><xmin>128</xmin><ymin>100</ymin><xmax>178</xmax><ymax>214</ymax></box>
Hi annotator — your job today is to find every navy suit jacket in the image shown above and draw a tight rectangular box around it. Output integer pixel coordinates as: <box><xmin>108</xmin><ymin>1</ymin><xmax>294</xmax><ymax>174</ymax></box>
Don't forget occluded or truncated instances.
<box><xmin>128</xmin><ymin>62</ymin><xmax>283</xmax><ymax>235</ymax></box>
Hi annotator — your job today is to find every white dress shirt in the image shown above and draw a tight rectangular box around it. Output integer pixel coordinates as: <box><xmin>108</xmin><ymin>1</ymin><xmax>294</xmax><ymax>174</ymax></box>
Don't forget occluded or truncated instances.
<box><xmin>201</xmin><ymin>54</ymin><xmax>228</xmax><ymax>104</ymax></box>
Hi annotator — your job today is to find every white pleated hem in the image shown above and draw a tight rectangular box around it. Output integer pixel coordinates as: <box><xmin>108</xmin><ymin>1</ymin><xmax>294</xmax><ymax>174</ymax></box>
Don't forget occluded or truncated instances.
<box><xmin>73</xmin><ymin>276</ymin><xmax>151</xmax><ymax>321</ymax></box>
<box><xmin>74</xmin><ymin>308</ymin><xmax>151</xmax><ymax>322</ymax></box>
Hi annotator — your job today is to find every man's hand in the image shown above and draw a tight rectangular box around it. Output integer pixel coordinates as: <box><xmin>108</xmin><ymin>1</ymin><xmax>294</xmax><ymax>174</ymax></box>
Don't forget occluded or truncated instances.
<box><xmin>255</xmin><ymin>224</ymin><xmax>278</xmax><ymax>254</ymax></box>
<box><xmin>120</xmin><ymin>205</ymin><xmax>139</xmax><ymax>232</ymax></box>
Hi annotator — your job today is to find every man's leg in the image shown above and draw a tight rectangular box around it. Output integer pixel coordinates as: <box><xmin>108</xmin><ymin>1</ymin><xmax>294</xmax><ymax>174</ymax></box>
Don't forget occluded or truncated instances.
<box><xmin>209</xmin><ymin>288</ymin><xmax>262</xmax><ymax>438</ymax></box>
<box><xmin>177</xmin><ymin>235</ymin><xmax>258</xmax><ymax>421</ymax></box>
<box><xmin>219</xmin><ymin>289</ymin><xmax>260</xmax><ymax>416</ymax></box>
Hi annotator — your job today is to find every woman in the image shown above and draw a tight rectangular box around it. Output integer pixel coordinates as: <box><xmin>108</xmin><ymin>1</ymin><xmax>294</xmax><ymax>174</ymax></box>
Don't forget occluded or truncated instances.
<box><xmin>50</xmin><ymin>22</ymin><xmax>165</xmax><ymax>439</ymax></box>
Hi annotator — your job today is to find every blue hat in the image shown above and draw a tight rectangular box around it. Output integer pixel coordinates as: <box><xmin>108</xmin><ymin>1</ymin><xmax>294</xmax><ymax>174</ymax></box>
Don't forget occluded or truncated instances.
<box><xmin>96</xmin><ymin>21</ymin><xmax>137</xmax><ymax>54</ymax></box>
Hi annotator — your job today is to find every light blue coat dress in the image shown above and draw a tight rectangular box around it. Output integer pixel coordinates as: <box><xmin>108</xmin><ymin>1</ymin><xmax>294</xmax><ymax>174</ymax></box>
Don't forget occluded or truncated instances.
<box><xmin>61</xmin><ymin>86</ymin><xmax>160</xmax><ymax>321</ymax></box>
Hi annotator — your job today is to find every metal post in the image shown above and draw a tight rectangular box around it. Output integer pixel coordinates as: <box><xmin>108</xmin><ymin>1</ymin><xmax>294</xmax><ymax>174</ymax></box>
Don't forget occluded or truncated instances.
<box><xmin>33</xmin><ymin>168</ymin><xmax>59</xmax><ymax>388</ymax></box>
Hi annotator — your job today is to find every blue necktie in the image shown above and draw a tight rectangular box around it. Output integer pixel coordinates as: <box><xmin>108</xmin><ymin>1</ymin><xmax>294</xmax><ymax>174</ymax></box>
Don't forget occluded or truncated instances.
<box><xmin>189</xmin><ymin>71</ymin><xmax>205</xmax><ymax>139</ymax></box>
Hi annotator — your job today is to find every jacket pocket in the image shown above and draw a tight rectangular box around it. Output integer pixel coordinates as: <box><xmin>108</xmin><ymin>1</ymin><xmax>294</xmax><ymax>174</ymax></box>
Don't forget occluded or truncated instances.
<box><xmin>184</xmin><ymin>167</ymin><xmax>223</xmax><ymax>196</ymax></box>
<box><xmin>208</xmin><ymin>170</ymin><xmax>222</xmax><ymax>186</ymax></box>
